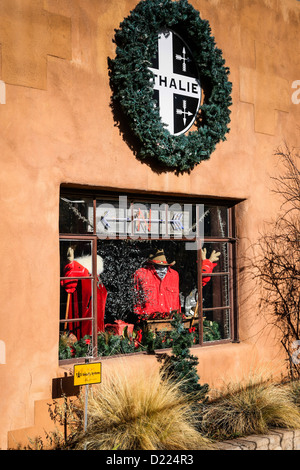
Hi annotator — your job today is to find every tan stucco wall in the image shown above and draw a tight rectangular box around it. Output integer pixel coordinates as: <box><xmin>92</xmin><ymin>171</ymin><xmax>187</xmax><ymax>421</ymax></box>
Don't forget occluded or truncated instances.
<box><xmin>0</xmin><ymin>0</ymin><xmax>299</xmax><ymax>449</ymax></box>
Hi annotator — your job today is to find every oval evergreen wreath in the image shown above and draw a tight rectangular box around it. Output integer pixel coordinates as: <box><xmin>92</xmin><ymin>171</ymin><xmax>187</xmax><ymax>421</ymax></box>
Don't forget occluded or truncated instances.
<box><xmin>108</xmin><ymin>0</ymin><xmax>232</xmax><ymax>172</ymax></box>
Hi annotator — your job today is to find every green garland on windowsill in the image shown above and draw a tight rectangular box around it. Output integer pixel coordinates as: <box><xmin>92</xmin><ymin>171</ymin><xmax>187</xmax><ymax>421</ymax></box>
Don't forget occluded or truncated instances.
<box><xmin>58</xmin><ymin>320</ymin><xmax>222</xmax><ymax>360</ymax></box>
<box><xmin>108</xmin><ymin>0</ymin><xmax>232</xmax><ymax>172</ymax></box>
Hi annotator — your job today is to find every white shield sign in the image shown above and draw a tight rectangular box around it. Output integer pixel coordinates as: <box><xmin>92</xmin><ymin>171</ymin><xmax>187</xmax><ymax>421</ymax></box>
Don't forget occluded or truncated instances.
<box><xmin>149</xmin><ymin>30</ymin><xmax>202</xmax><ymax>136</ymax></box>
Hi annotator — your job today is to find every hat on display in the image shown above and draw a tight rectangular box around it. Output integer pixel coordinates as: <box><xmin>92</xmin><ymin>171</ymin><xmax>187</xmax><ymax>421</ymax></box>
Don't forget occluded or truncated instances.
<box><xmin>148</xmin><ymin>249</ymin><xmax>175</xmax><ymax>266</ymax></box>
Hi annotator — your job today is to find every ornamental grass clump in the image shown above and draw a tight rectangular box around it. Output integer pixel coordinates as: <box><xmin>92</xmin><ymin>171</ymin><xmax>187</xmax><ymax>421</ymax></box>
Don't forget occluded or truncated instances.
<box><xmin>69</xmin><ymin>367</ymin><xmax>213</xmax><ymax>450</ymax></box>
<box><xmin>289</xmin><ymin>380</ymin><xmax>300</xmax><ymax>408</ymax></box>
<box><xmin>200</xmin><ymin>376</ymin><xmax>300</xmax><ymax>440</ymax></box>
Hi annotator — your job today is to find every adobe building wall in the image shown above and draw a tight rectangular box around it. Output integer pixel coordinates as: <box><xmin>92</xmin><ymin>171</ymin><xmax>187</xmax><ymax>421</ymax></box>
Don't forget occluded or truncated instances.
<box><xmin>0</xmin><ymin>0</ymin><xmax>299</xmax><ymax>449</ymax></box>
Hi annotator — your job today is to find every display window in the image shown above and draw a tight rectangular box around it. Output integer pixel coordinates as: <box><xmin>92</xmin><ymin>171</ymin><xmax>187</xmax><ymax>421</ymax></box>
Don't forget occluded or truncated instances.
<box><xmin>59</xmin><ymin>190</ymin><xmax>238</xmax><ymax>362</ymax></box>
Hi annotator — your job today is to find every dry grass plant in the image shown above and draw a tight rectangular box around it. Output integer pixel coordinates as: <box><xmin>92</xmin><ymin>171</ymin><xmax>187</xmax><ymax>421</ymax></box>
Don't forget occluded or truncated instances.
<box><xmin>200</xmin><ymin>373</ymin><xmax>300</xmax><ymax>440</ymax></box>
<box><xmin>69</xmin><ymin>367</ymin><xmax>214</xmax><ymax>450</ymax></box>
<box><xmin>18</xmin><ymin>374</ymin><xmax>300</xmax><ymax>450</ymax></box>
<box><xmin>288</xmin><ymin>380</ymin><xmax>300</xmax><ymax>408</ymax></box>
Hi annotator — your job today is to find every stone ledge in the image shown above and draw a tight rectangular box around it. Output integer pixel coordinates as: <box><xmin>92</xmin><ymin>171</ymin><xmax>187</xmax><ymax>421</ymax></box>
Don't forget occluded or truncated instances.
<box><xmin>217</xmin><ymin>429</ymin><xmax>300</xmax><ymax>450</ymax></box>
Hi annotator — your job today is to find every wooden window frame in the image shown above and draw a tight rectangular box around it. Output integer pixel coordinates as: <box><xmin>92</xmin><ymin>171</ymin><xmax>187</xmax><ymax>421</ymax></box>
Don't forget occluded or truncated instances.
<box><xmin>59</xmin><ymin>189</ymin><xmax>239</xmax><ymax>363</ymax></box>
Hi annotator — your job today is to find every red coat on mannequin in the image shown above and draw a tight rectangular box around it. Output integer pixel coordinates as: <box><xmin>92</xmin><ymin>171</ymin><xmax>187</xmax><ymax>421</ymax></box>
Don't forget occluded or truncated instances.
<box><xmin>134</xmin><ymin>264</ymin><xmax>181</xmax><ymax>316</ymax></box>
<box><xmin>61</xmin><ymin>257</ymin><xmax>107</xmax><ymax>339</ymax></box>
<box><xmin>134</xmin><ymin>248</ymin><xmax>220</xmax><ymax>318</ymax></box>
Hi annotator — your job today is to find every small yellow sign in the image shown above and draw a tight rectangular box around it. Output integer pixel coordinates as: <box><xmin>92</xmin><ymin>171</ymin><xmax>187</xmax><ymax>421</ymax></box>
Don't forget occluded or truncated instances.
<box><xmin>74</xmin><ymin>362</ymin><xmax>102</xmax><ymax>386</ymax></box>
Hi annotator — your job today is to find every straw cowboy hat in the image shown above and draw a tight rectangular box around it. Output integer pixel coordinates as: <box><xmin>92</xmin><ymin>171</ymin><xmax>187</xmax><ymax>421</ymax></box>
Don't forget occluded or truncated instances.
<box><xmin>148</xmin><ymin>249</ymin><xmax>175</xmax><ymax>266</ymax></box>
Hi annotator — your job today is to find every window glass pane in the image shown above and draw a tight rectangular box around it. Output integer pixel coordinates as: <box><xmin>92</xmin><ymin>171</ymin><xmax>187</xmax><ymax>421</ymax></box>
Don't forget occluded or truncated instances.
<box><xmin>203</xmin><ymin>309</ymin><xmax>231</xmax><ymax>341</ymax></box>
<box><xmin>59</xmin><ymin>196</ymin><xmax>93</xmax><ymax>233</ymax></box>
<box><xmin>132</xmin><ymin>202</ymin><xmax>167</xmax><ymax>238</ymax></box>
<box><xmin>60</xmin><ymin>277</ymin><xmax>93</xmax><ymax>340</ymax></box>
<box><xmin>167</xmin><ymin>202</ymin><xmax>200</xmax><ymax>239</ymax></box>
<box><xmin>59</xmin><ymin>321</ymin><xmax>93</xmax><ymax>360</ymax></box>
<box><xmin>204</xmin><ymin>205</ymin><xmax>228</xmax><ymax>238</ymax></box>
<box><xmin>97</xmin><ymin>239</ymin><xmax>198</xmax><ymax>325</ymax></box>
<box><xmin>202</xmin><ymin>274</ymin><xmax>230</xmax><ymax>310</ymax></box>
<box><xmin>60</xmin><ymin>240</ymin><xmax>93</xmax><ymax>277</ymax></box>
<box><xmin>96</xmin><ymin>198</ymin><xmax>130</xmax><ymax>237</ymax></box>
<box><xmin>60</xmin><ymin>240</ymin><xmax>94</xmax><ymax>357</ymax></box>
<box><xmin>98</xmin><ymin>239</ymin><xmax>152</xmax><ymax>324</ymax></box>
<box><xmin>201</xmin><ymin>242</ymin><xmax>229</xmax><ymax>273</ymax></box>
<box><xmin>59</xmin><ymin>243</ymin><xmax>109</xmax><ymax>360</ymax></box>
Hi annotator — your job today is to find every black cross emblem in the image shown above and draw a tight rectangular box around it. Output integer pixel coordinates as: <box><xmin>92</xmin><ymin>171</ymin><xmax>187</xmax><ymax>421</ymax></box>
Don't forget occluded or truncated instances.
<box><xmin>149</xmin><ymin>30</ymin><xmax>201</xmax><ymax>136</ymax></box>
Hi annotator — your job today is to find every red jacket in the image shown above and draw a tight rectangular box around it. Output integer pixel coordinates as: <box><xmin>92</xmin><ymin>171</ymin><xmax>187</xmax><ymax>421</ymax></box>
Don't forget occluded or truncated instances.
<box><xmin>61</xmin><ymin>260</ymin><xmax>107</xmax><ymax>339</ymax></box>
<box><xmin>202</xmin><ymin>259</ymin><xmax>217</xmax><ymax>287</ymax></box>
<box><xmin>134</xmin><ymin>260</ymin><xmax>217</xmax><ymax>317</ymax></box>
<box><xmin>134</xmin><ymin>264</ymin><xmax>181</xmax><ymax>316</ymax></box>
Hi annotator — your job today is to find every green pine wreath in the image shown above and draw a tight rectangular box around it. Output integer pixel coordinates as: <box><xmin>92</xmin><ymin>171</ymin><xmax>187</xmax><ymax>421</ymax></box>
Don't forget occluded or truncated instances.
<box><xmin>108</xmin><ymin>0</ymin><xmax>232</xmax><ymax>172</ymax></box>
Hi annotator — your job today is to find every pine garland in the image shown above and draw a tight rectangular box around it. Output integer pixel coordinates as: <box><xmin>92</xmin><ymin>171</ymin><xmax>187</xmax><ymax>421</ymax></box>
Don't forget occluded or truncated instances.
<box><xmin>108</xmin><ymin>0</ymin><xmax>232</xmax><ymax>172</ymax></box>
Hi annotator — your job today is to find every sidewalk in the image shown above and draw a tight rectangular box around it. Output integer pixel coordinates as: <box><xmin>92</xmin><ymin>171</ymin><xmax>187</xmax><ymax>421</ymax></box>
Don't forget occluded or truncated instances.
<box><xmin>217</xmin><ymin>429</ymin><xmax>300</xmax><ymax>450</ymax></box>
